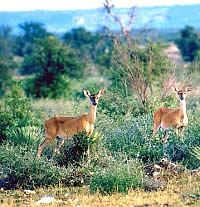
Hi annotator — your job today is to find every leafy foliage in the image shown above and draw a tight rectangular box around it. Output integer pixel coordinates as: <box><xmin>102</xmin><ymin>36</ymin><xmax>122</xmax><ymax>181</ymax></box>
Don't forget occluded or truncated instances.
<box><xmin>0</xmin><ymin>144</ymin><xmax>70</xmax><ymax>189</ymax></box>
<box><xmin>175</xmin><ymin>25</ymin><xmax>200</xmax><ymax>62</ymax></box>
<box><xmin>6</xmin><ymin>126</ymin><xmax>43</xmax><ymax>147</ymax></box>
<box><xmin>191</xmin><ymin>146</ymin><xmax>200</xmax><ymax>161</ymax></box>
<box><xmin>110</xmin><ymin>38</ymin><xmax>173</xmax><ymax>108</ymax></box>
<box><xmin>0</xmin><ymin>20</ymin><xmax>200</xmax><ymax>195</ymax></box>
<box><xmin>90</xmin><ymin>162</ymin><xmax>143</xmax><ymax>195</ymax></box>
<box><xmin>0</xmin><ymin>81</ymin><xmax>37</xmax><ymax>141</ymax></box>
<box><xmin>24</xmin><ymin>36</ymin><xmax>85</xmax><ymax>99</ymax></box>
<box><xmin>63</xmin><ymin>27</ymin><xmax>113</xmax><ymax>68</ymax></box>
<box><xmin>14</xmin><ymin>21</ymin><xmax>51</xmax><ymax>57</ymax></box>
<box><xmin>0</xmin><ymin>26</ymin><xmax>17</xmax><ymax>96</ymax></box>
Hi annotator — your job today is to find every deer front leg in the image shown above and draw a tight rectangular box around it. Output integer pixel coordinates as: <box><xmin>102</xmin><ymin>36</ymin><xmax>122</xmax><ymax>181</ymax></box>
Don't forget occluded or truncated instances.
<box><xmin>37</xmin><ymin>137</ymin><xmax>53</xmax><ymax>158</ymax></box>
<box><xmin>179</xmin><ymin>127</ymin><xmax>184</xmax><ymax>142</ymax></box>
<box><xmin>86</xmin><ymin>124</ymin><xmax>94</xmax><ymax>136</ymax></box>
<box><xmin>149</xmin><ymin>124</ymin><xmax>160</xmax><ymax>150</ymax></box>
<box><xmin>162</xmin><ymin>130</ymin><xmax>169</xmax><ymax>143</ymax></box>
<box><xmin>175</xmin><ymin>124</ymin><xmax>185</xmax><ymax>141</ymax></box>
<box><xmin>175</xmin><ymin>128</ymin><xmax>178</xmax><ymax>136</ymax></box>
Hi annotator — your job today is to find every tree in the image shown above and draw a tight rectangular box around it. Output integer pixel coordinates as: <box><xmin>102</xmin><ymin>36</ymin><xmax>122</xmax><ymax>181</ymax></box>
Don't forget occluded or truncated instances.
<box><xmin>0</xmin><ymin>26</ymin><xmax>17</xmax><ymax>96</ymax></box>
<box><xmin>63</xmin><ymin>27</ymin><xmax>95</xmax><ymax>61</ymax></box>
<box><xmin>63</xmin><ymin>27</ymin><xmax>102</xmax><ymax>61</ymax></box>
<box><xmin>175</xmin><ymin>25</ymin><xmax>200</xmax><ymax>62</ymax></box>
<box><xmin>24</xmin><ymin>36</ymin><xmax>85</xmax><ymax>99</ymax></box>
<box><xmin>103</xmin><ymin>0</ymin><xmax>173</xmax><ymax>108</ymax></box>
<box><xmin>0</xmin><ymin>26</ymin><xmax>14</xmax><ymax>56</ymax></box>
<box><xmin>111</xmin><ymin>39</ymin><xmax>172</xmax><ymax>107</ymax></box>
<box><xmin>14</xmin><ymin>21</ymin><xmax>51</xmax><ymax>57</ymax></box>
<box><xmin>104</xmin><ymin>0</ymin><xmax>136</xmax><ymax>46</ymax></box>
<box><xmin>63</xmin><ymin>27</ymin><xmax>114</xmax><ymax>69</ymax></box>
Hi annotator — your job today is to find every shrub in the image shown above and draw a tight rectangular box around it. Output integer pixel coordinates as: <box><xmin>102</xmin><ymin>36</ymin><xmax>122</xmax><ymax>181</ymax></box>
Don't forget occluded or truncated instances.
<box><xmin>90</xmin><ymin>162</ymin><xmax>143</xmax><ymax>194</ymax></box>
<box><xmin>0</xmin><ymin>81</ymin><xmax>39</xmax><ymax>142</ymax></box>
<box><xmin>5</xmin><ymin>126</ymin><xmax>43</xmax><ymax>147</ymax></box>
<box><xmin>0</xmin><ymin>144</ymin><xmax>70</xmax><ymax>189</ymax></box>
<box><xmin>102</xmin><ymin>113</ymin><xmax>200</xmax><ymax>169</ymax></box>
<box><xmin>49</xmin><ymin>131</ymin><xmax>104</xmax><ymax>167</ymax></box>
<box><xmin>191</xmin><ymin>146</ymin><xmax>200</xmax><ymax>161</ymax></box>
<box><xmin>0</xmin><ymin>130</ymin><xmax>106</xmax><ymax>189</ymax></box>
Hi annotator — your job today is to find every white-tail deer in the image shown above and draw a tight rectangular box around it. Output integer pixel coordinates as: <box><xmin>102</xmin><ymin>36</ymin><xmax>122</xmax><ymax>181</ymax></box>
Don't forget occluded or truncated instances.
<box><xmin>37</xmin><ymin>88</ymin><xmax>105</xmax><ymax>158</ymax></box>
<box><xmin>150</xmin><ymin>85</ymin><xmax>191</xmax><ymax>145</ymax></box>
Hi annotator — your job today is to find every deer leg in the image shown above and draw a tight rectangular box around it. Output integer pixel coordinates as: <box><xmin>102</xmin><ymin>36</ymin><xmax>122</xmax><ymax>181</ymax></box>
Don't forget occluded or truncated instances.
<box><xmin>54</xmin><ymin>136</ymin><xmax>65</xmax><ymax>154</ymax></box>
<box><xmin>162</xmin><ymin>130</ymin><xmax>169</xmax><ymax>143</ymax></box>
<box><xmin>151</xmin><ymin>124</ymin><xmax>160</xmax><ymax>138</ymax></box>
<box><xmin>175</xmin><ymin>128</ymin><xmax>178</xmax><ymax>136</ymax></box>
<box><xmin>179</xmin><ymin>127</ymin><xmax>184</xmax><ymax>141</ymax></box>
<box><xmin>149</xmin><ymin>124</ymin><xmax>160</xmax><ymax>150</ymax></box>
<box><xmin>37</xmin><ymin>137</ymin><xmax>53</xmax><ymax>158</ymax></box>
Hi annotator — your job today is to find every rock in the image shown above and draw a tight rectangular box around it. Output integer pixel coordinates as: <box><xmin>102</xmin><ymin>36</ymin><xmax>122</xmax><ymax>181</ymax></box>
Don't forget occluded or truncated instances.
<box><xmin>64</xmin><ymin>192</ymin><xmax>70</xmax><ymax>197</ymax></box>
<box><xmin>36</xmin><ymin>196</ymin><xmax>56</xmax><ymax>204</ymax></box>
<box><xmin>153</xmin><ymin>171</ymin><xmax>160</xmax><ymax>177</ymax></box>
<box><xmin>191</xmin><ymin>167</ymin><xmax>200</xmax><ymax>176</ymax></box>
<box><xmin>154</xmin><ymin>164</ymin><xmax>162</xmax><ymax>170</ymax></box>
<box><xmin>143</xmin><ymin>177</ymin><xmax>166</xmax><ymax>191</ymax></box>
<box><xmin>74</xmin><ymin>197</ymin><xmax>79</xmax><ymax>202</ymax></box>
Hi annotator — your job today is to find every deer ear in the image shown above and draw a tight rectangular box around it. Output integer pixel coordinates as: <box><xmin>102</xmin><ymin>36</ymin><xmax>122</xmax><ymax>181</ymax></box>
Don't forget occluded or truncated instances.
<box><xmin>98</xmin><ymin>88</ymin><xmax>105</xmax><ymax>96</ymax></box>
<box><xmin>83</xmin><ymin>89</ymin><xmax>91</xmax><ymax>97</ymax></box>
<box><xmin>185</xmin><ymin>85</ymin><xmax>192</xmax><ymax>92</ymax></box>
<box><xmin>171</xmin><ymin>85</ymin><xmax>179</xmax><ymax>92</ymax></box>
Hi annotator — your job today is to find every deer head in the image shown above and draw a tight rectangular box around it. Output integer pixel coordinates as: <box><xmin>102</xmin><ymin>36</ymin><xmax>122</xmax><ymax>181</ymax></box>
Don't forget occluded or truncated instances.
<box><xmin>84</xmin><ymin>88</ymin><xmax>105</xmax><ymax>106</ymax></box>
<box><xmin>171</xmin><ymin>85</ymin><xmax>191</xmax><ymax>101</ymax></box>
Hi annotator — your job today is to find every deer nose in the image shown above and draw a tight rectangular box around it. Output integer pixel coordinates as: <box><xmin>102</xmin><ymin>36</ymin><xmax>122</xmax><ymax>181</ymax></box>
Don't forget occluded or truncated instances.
<box><xmin>93</xmin><ymin>102</ymin><xmax>97</xmax><ymax>106</ymax></box>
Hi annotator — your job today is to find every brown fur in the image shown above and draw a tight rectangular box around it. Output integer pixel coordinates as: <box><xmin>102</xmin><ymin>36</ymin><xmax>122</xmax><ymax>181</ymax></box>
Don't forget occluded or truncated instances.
<box><xmin>151</xmin><ymin>85</ymin><xmax>191</xmax><ymax>144</ymax></box>
<box><xmin>37</xmin><ymin>88</ymin><xmax>105</xmax><ymax>158</ymax></box>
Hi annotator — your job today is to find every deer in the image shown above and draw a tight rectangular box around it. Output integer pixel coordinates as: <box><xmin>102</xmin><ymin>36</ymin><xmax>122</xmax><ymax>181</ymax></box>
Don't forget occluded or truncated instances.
<box><xmin>37</xmin><ymin>88</ymin><xmax>105</xmax><ymax>158</ymax></box>
<box><xmin>149</xmin><ymin>85</ymin><xmax>191</xmax><ymax>147</ymax></box>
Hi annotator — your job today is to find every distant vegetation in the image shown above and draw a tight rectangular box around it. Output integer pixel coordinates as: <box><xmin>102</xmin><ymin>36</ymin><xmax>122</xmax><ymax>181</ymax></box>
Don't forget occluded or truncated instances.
<box><xmin>0</xmin><ymin>8</ymin><xmax>200</xmax><ymax>202</ymax></box>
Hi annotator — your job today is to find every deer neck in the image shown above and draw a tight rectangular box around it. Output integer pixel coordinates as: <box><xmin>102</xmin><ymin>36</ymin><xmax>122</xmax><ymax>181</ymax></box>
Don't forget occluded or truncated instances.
<box><xmin>87</xmin><ymin>104</ymin><xmax>97</xmax><ymax>124</ymax></box>
<box><xmin>179</xmin><ymin>99</ymin><xmax>187</xmax><ymax>118</ymax></box>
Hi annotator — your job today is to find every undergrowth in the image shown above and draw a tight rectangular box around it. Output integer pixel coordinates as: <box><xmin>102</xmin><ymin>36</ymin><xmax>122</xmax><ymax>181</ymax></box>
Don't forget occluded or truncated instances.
<box><xmin>0</xmin><ymin>83</ymin><xmax>200</xmax><ymax>194</ymax></box>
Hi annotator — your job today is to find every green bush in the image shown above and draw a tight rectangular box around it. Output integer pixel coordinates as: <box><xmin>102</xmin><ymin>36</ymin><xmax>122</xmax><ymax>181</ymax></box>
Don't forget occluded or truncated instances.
<box><xmin>175</xmin><ymin>25</ymin><xmax>200</xmax><ymax>62</ymax></box>
<box><xmin>24</xmin><ymin>36</ymin><xmax>85</xmax><ymax>99</ymax></box>
<box><xmin>47</xmin><ymin>131</ymin><xmax>104</xmax><ymax>167</ymax></box>
<box><xmin>0</xmin><ymin>144</ymin><xmax>70</xmax><ymax>189</ymax></box>
<box><xmin>6</xmin><ymin>126</ymin><xmax>43</xmax><ymax>147</ymax></box>
<box><xmin>90</xmin><ymin>162</ymin><xmax>143</xmax><ymax>194</ymax></box>
<box><xmin>0</xmin><ymin>81</ymin><xmax>39</xmax><ymax>141</ymax></box>
<box><xmin>102</xmin><ymin>113</ymin><xmax>200</xmax><ymax>168</ymax></box>
<box><xmin>191</xmin><ymin>146</ymin><xmax>200</xmax><ymax>161</ymax></box>
<box><xmin>147</xmin><ymin>95</ymin><xmax>178</xmax><ymax>114</ymax></box>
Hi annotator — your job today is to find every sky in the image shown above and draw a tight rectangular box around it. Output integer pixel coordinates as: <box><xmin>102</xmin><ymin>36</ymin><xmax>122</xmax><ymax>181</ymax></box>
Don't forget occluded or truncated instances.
<box><xmin>1</xmin><ymin>0</ymin><xmax>200</xmax><ymax>11</ymax></box>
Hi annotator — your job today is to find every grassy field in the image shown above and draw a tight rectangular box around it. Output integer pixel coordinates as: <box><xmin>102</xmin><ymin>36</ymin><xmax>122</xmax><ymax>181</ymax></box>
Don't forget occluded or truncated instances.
<box><xmin>0</xmin><ymin>176</ymin><xmax>199</xmax><ymax>206</ymax></box>
<box><xmin>0</xmin><ymin>76</ymin><xmax>200</xmax><ymax>206</ymax></box>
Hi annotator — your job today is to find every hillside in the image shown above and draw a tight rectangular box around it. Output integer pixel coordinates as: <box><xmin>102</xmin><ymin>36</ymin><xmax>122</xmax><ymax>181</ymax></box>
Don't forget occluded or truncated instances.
<box><xmin>0</xmin><ymin>4</ymin><xmax>200</xmax><ymax>34</ymax></box>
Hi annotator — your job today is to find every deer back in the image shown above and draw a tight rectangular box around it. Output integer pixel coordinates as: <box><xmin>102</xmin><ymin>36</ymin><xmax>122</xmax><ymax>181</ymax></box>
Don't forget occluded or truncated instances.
<box><xmin>45</xmin><ymin>115</ymin><xmax>91</xmax><ymax>138</ymax></box>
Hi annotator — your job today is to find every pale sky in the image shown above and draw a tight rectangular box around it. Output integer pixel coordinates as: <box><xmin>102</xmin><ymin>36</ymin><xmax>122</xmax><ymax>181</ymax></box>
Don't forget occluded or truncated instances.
<box><xmin>1</xmin><ymin>0</ymin><xmax>200</xmax><ymax>11</ymax></box>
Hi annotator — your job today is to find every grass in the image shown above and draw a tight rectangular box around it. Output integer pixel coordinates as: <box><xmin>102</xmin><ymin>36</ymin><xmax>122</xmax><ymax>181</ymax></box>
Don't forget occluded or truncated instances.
<box><xmin>1</xmin><ymin>83</ymin><xmax>200</xmax><ymax>206</ymax></box>
<box><xmin>0</xmin><ymin>175</ymin><xmax>199</xmax><ymax>206</ymax></box>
